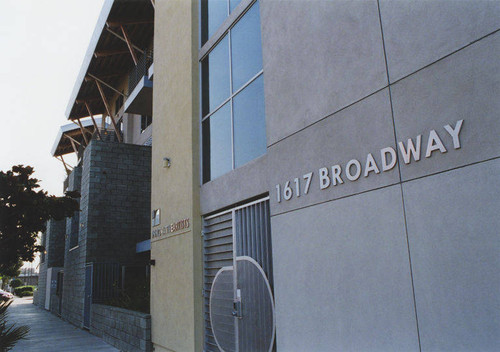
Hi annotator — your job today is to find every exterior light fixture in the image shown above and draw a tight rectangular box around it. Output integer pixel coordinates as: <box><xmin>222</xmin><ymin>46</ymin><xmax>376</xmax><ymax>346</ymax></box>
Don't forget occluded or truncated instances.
<box><xmin>163</xmin><ymin>157</ymin><xmax>171</xmax><ymax>168</ymax></box>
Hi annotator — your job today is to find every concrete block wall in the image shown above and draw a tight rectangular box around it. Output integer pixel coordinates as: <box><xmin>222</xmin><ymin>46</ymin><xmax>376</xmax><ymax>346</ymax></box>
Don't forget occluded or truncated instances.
<box><xmin>61</xmin><ymin>139</ymin><xmax>151</xmax><ymax>330</ymax></box>
<box><xmin>49</xmin><ymin>267</ymin><xmax>63</xmax><ymax>316</ymax></box>
<box><xmin>33</xmin><ymin>265</ymin><xmax>46</xmax><ymax>307</ymax></box>
<box><xmin>80</xmin><ymin>139</ymin><xmax>151</xmax><ymax>266</ymax></box>
<box><xmin>46</xmin><ymin>219</ymin><xmax>66</xmax><ymax>268</ymax></box>
<box><xmin>62</xmin><ymin>165</ymin><xmax>85</xmax><ymax>327</ymax></box>
<box><xmin>91</xmin><ymin>304</ymin><xmax>152</xmax><ymax>352</ymax></box>
<box><xmin>198</xmin><ymin>1</ymin><xmax>500</xmax><ymax>351</ymax></box>
<box><xmin>33</xmin><ymin>219</ymin><xmax>66</xmax><ymax>308</ymax></box>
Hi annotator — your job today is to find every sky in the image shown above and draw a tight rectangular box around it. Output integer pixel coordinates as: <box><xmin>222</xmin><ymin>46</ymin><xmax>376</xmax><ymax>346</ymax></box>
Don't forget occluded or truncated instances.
<box><xmin>0</xmin><ymin>0</ymin><xmax>105</xmax><ymax>197</ymax></box>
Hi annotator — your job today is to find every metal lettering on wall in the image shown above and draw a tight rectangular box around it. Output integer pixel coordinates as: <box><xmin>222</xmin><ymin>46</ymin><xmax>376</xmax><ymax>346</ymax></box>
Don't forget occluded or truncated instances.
<box><xmin>152</xmin><ymin>218</ymin><xmax>190</xmax><ymax>239</ymax></box>
<box><xmin>275</xmin><ymin>119</ymin><xmax>464</xmax><ymax>202</ymax></box>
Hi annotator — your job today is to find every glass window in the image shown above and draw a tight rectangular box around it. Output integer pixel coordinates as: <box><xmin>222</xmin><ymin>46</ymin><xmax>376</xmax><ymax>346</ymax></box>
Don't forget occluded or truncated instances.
<box><xmin>202</xmin><ymin>35</ymin><xmax>230</xmax><ymax>116</ymax></box>
<box><xmin>231</xmin><ymin>1</ymin><xmax>262</xmax><ymax>92</ymax></box>
<box><xmin>229</xmin><ymin>0</ymin><xmax>242</xmax><ymax>12</ymax></box>
<box><xmin>233</xmin><ymin>75</ymin><xmax>266</xmax><ymax>167</ymax></box>
<box><xmin>201</xmin><ymin>0</ymin><xmax>244</xmax><ymax>45</ymax></box>
<box><xmin>201</xmin><ymin>1</ymin><xmax>265</xmax><ymax>183</ymax></box>
<box><xmin>203</xmin><ymin>103</ymin><xmax>232</xmax><ymax>182</ymax></box>
<box><xmin>207</xmin><ymin>0</ymin><xmax>227</xmax><ymax>40</ymax></box>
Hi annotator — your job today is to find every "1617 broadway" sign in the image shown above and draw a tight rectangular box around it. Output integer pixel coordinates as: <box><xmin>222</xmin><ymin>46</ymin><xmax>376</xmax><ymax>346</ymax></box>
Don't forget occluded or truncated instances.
<box><xmin>275</xmin><ymin>119</ymin><xmax>464</xmax><ymax>202</ymax></box>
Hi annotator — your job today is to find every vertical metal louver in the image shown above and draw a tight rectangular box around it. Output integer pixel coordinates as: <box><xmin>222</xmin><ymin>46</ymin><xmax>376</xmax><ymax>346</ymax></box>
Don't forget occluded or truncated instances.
<box><xmin>210</xmin><ymin>268</ymin><xmax>236</xmax><ymax>352</ymax></box>
<box><xmin>203</xmin><ymin>212</ymin><xmax>234</xmax><ymax>351</ymax></box>
<box><xmin>235</xmin><ymin>201</ymin><xmax>273</xmax><ymax>290</ymax></box>
<box><xmin>203</xmin><ymin>198</ymin><xmax>275</xmax><ymax>352</ymax></box>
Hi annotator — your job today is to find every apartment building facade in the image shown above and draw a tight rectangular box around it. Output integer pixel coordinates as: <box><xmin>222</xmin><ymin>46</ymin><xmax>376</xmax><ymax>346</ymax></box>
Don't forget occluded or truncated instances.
<box><xmin>44</xmin><ymin>1</ymin><xmax>155</xmax><ymax>351</ymax></box>
<box><xmin>150</xmin><ymin>0</ymin><xmax>500</xmax><ymax>351</ymax></box>
<box><xmin>45</xmin><ymin>1</ymin><xmax>499</xmax><ymax>351</ymax></box>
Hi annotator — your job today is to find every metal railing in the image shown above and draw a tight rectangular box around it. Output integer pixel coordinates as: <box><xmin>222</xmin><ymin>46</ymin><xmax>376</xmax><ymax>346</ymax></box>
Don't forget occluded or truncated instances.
<box><xmin>128</xmin><ymin>49</ymin><xmax>153</xmax><ymax>94</ymax></box>
<box><xmin>92</xmin><ymin>262</ymin><xmax>122</xmax><ymax>303</ymax></box>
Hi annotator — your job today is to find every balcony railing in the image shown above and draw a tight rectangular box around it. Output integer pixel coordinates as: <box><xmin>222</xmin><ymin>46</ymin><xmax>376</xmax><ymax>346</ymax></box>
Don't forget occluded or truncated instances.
<box><xmin>128</xmin><ymin>49</ymin><xmax>153</xmax><ymax>94</ymax></box>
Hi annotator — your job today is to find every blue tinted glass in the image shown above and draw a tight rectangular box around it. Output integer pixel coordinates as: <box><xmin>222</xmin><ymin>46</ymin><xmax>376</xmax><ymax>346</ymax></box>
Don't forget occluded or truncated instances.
<box><xmin>233</xmin><ymin>75</ymin><xmax>266</xmax><ymax>168</ymax></box>
<box><xmin>205</xmin><ymin>103</ymin><xmax>232</xmax><ymax>181</ymax></box>
<box><xmin>231</xmin><ymin>1</ymin><xmax>262</xmax><ymax>92</ymax></box>
<box><xmin>208</xmin><ymin>0</ymin><xmax>228</xmax><ymax>39</ymax></box>
<box><xmin>229</xmin><ymin>0</ymin><xmax>242</xmax><ymax>12</ymax></box>
<box><xmin>203</xmin><ymin>35</ymin><xmax>230</xmax><ymax>115</ymax></box>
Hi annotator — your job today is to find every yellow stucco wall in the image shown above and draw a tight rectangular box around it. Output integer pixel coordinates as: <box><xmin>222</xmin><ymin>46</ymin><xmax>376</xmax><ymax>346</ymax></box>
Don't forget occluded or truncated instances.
<box><xmin>150</xmin><ymin>0</ymin><xmax>201</xmax><ymax>351</ymax></box>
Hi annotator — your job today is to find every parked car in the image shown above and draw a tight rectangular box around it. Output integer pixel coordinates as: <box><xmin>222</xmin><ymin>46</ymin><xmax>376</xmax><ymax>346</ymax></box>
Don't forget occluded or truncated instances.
<box><xmin>0</xmin><ymin>289</ymin><xmax>14</xmax><ymax>301</ymax></box>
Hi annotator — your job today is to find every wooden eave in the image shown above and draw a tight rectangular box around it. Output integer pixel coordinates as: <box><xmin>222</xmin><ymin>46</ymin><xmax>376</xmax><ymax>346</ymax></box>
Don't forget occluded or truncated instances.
<box><xmin>52</xmin><ymin>119</ymin><xmax>101</xmax><ymax>157</ymax></box>
<box><xmin>65</xmin><ymin>0</ymin><xmax>154</xmax><ymax>121</ymax></box>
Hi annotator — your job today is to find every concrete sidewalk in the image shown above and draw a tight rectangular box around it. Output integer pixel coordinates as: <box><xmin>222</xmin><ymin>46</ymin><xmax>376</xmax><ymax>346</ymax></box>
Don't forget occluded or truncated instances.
<box><xmin>5</xmin><ymin>297</ymin><xmax>119</xmax><ymax>352</ymax></box>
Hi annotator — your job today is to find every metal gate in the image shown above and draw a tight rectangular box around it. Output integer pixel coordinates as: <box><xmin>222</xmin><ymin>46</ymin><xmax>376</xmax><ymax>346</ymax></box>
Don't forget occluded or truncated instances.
<box><xmin>203</xmin><ymin>198</ymin><xmax>275</xmax><ymax>352</ymax></box>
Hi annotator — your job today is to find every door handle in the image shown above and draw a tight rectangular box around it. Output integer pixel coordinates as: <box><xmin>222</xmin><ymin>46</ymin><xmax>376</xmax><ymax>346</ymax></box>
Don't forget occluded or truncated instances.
<box><xmin>232</xmin><ymin>300</ymin><xmax>242</xmax><ymax>318</ymax></box>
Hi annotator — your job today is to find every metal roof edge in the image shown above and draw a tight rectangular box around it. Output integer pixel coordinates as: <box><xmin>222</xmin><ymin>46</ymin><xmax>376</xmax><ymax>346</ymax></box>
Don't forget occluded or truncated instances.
<box><xmin>51</xmin><ymin>128</ymin><xmax>64</xmax><ymax>157</ymax></box>
<box><xmin>51</xmin><ymin>118</ymin><xmax>103</xmax><ymax>156</ymax></box>
<box><xmin>64</xmin><ymin>0</ymin><xmax>115</xmax><ymax>120</ymax></box>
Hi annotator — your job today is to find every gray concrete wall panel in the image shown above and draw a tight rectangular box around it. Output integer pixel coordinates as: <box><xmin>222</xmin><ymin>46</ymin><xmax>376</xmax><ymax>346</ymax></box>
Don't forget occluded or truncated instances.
<box><xmin>271</xmin><ymin>185</ymin><xmax>418</xmax><ymax>351</ymax></box>
<box><xmin>380</xmin><ymin>0</ymin><xmax>500</xmax><ymax>82</ymax></box>
<box><xmin>200</xmin><ymin>153</ymin><xmax>269</xmax><ymax>215</ymax></box>
<box><xmin>261</xmin><ymin>0</ymin><xmax>387</xmax><ymax>145</ymax></box>
<box><xmin>391</xmin><ymin>32</ymin><xmax>500</xmax><ymax>182</ymax></box>
<box><xmin>403</xmin><ymin>159</ymin><xmax>500</xmax><ymax>351</ymax></box>
<box><xmin>268</xmin><ymin>88</ymin><xmax>399</xmax><ymax>216</ymax></box>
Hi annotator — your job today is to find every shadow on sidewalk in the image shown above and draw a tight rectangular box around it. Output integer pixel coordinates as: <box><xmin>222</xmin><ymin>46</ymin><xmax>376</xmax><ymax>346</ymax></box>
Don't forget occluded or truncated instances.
<box><xmin>6</xmin><ymin>297</ymin><xmax>118</xmax><ymax>352</ymax></box>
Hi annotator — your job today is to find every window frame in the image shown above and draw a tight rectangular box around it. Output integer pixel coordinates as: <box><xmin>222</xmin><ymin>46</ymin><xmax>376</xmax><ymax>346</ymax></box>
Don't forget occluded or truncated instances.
<box><xmin>199</xmin><ymin>0</ymin><xmax>264</xmax><ymax>183</ymax></box>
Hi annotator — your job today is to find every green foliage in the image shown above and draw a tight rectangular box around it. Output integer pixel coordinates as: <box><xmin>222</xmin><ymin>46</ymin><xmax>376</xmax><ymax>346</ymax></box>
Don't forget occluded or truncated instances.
<box><xmin>9</xmin><ymin>280</ymin><xmax>21</xmax><ymax>289</ymax></box>
<box><xmin>0</xmin><ymin>262</ymin><xmax>22</xmax><ymax>285</ymax></box>
<box><xmin>0</xmin><ymin>300</ymin><xmax>30</xmax><ymax>351</ymax></box>
<box><xmin>13</xmin><ymin>286</ymin><xmax>35</xmax><ymax>297</ymax></box>
<box><xmin>0</xmin><ymin>165</ymin><xmax>80</xmax><ymax>274</ymax></box>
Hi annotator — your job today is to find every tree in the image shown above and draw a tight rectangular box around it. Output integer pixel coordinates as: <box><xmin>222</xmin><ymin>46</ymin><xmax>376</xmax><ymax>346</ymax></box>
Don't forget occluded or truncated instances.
<box><xmin>0</xmin><ymin>165</ymin><xmax>79</xmax><ymax>275</ymax></box>
<box><xmin>0</xmin><ymin>261</ymin><xmax>22</xmax><ymax>289</ymax></box>
<box><xmin>8</xmin><ymin>280</ymin><xmax>21</xmax><ymax>290</ymax></box>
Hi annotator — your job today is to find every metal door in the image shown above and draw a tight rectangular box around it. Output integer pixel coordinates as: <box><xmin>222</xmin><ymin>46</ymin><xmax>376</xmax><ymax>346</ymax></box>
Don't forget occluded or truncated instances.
<box><xmin>83</xmin><ymin>264</ymin><xmax>92</xmax><ymax>329</ymax></box>
<box><xmin>205</xmin><ymin>198</ymin><xmax>275</xmax><ymax>352</ymax></box>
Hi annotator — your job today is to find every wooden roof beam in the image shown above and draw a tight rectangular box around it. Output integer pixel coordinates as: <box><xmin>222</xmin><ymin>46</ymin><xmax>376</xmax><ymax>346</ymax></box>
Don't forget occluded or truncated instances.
<box><xmin>84</xmin><ymin>102</ymin><xmax>103</xmax><ymax>140</ymax></box>
<box><xmin>57</xmin><ymin>155</ymin><xmax>73</xmax><ymax>175</ymax></box>
<box><xmin>86</xmin><ymin>73</ymin><xmax>126</xmax><ymax>98</ymax></box>
<box><xmin>120</xmin><ymin>25</ymin><xmax>138</xmax><ymax>65</ymax></box>
<box><xmin>63</xmin><ymin>133</ymin><xmax>82</xmax><ymax>146</ymax></box>
<box><xmin>94</xmin><ymin>49</ymin><xmax>130</xmax><ymax>58</ymax></box>
<box><xmin>106</xmin><ymin>19</ymin><xmax>153</xmax><ymax>27</ymax></box>
<box><xmin>105</xmin><ymin>27</ymin><xmax>145</xmax><ymax>55</ymax></box>
<box><xmin>76</xmin><ymin>97</ymin><xmax>101</xmax><ymax>104</ymax></box>
<box><xmin>75</xmin><ymin>119</ymin><xmax>90</xmax><ymax>146</ymax></box>
<box><xmin>95</xmin><ymin>80</ymin><xmax>122</xmax><ymax>143</ymax></box>
<box><xmin>69</xmin><ymin>138</ymin><xmax>79</xmax><ymax>156</ymax></box>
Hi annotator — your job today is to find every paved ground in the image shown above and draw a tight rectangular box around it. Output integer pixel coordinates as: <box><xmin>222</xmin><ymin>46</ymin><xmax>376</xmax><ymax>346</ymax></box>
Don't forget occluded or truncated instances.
<box><xmin>5</xmin><ymin>297</ymin><xmax>119</xmax><ymax>352</ymax></box>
